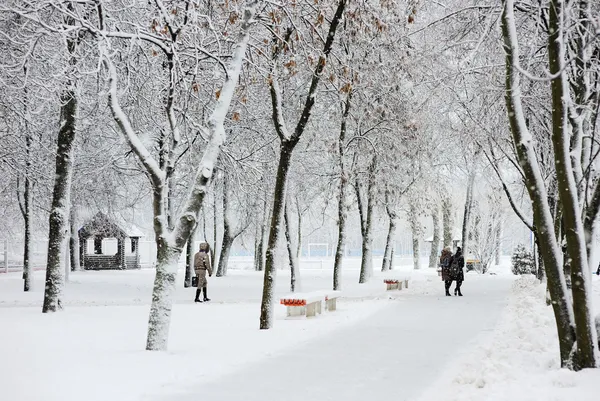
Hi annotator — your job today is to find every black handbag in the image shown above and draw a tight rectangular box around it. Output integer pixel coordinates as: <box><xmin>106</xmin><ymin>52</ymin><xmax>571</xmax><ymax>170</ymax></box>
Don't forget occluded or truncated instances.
<box><xmin>191</xmin><ymin>276</ymin><xmax>198</xmax><ymax>287</ymax></box>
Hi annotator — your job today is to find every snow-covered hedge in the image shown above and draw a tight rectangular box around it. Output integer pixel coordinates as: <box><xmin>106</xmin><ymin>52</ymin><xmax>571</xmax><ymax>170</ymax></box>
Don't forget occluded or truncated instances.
<box><xmin>511</xmin><ymin>244</ymin><xmax>535</xmax><ymax>275</ymax></box>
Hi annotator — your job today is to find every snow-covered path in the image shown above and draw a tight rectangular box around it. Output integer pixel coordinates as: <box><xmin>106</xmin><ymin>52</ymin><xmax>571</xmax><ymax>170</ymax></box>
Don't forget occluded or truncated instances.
<box><xmin>162</xmin><ymin>276</ymin><xmax>513</xmax><ymax>401</ymax></box>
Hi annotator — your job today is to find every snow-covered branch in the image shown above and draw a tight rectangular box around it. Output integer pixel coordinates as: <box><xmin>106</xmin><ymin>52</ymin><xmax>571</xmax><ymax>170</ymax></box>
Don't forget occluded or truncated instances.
<box><xmin>170</xmin><ymin>1</ymin><xmax>258</xmax><ymax>250</ymax></box>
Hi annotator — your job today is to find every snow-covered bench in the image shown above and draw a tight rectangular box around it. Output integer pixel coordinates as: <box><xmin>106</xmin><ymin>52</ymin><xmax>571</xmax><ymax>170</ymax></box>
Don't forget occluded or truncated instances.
<box><xmin>324</xmin><ymin>291</ymin><xmax>342</xmax><ymax>311</ymax></box>
<box><xmin>383</xmin><ymin>276</ymin><xmax>410</xmax><ymax>291</ymax></box>
<box><xmin>280</xmin><ymin>291</ymin><xmax>342</xmax><ymax>317</ymax></box>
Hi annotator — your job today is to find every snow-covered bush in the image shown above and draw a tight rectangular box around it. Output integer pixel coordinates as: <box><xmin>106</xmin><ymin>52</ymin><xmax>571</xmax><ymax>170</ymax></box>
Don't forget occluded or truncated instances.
<box><xmin>511</xmin><ymin>244</ymin><xmax>535</xmax><ymax>275</ymax></box>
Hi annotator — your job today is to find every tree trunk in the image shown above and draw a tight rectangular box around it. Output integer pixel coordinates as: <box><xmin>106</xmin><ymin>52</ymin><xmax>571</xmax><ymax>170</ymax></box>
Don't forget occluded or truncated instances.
<box><xmin>501</xmin><ymin>0</ymin><xmax>576</xmax><ymax>367</ymax></box>
<box><xmin>42</xmin><ymin>57</ymin><xmax>78</xmax><ymax>313</ymax></box>
<box><xmin>255</xmin><ymin>227</ymin><xmax>266</xmax><ymax>272</ymax></box>
<box><xmin>495</xmin><ymin>218</ymin><xmax>502</xmax><ymax>266</ymax></box>
<box><xmin>146</xmin><ymin>236</ymin><xmax>180</xmax><ymax>351</ymax></box>
<box><xmin>69</xmin><ymin>207</ymin><xmax>80</xmax><ymax>272</ymax></box>
<box><xmin>254</xmin><ymin>224</ymin><xmax>262</xmax><ymax>271</ymax></box>
<box><xmin>332</xmin><ymin>175</ymin><xmax>348</xmax><ymax>287</ymax></box>
<box><xmin>212</xmin><ymin>183</ymin><xmax>219</xmax><ymax>270</ymax></box>
<box><xmin>285</xmin><ymin>199</ymin><xmax>300</xmax><ymax>292</ymax></box>
<box><xmin>461</xmin><ymin>171</ymin><xmax>476</xmax><ymax>255</ymax></box>
<box><xmin>333</xmin><ymin>91</ymin><xmax>351</xmax><ymax>290</ymax></box>
<box><xmin>409</xmin><ymin>203</ymin><xmax>421</xmax><ymax>270</ymax></box>
<box><xmin>21</xmin><ymin>129</ymin><xmax>33</xmax><ymax>291</ymax></box>
<box><xmin>217</xmin><ymin>235</ymin><xmax>234</xmax><ymax>278</ymax></box>
<box><xmin>216</xmin><ymin>173</ymin><xmax>232</xmax><ymax>277</ymax></box>
<box><xmin>547</xmin><ymin>0</ymin><xmax>598</xmax><ymax>369</ymax></box>
<box><xmin>184</xmin><ymin>225</ymin><xmax>195</xmax><ymax>288</ymax></box>
<box><xmin>296</xmin><ymin>198</ymin><xmax>302</xmax><ymax>259</ymax></box>
<box><xmin>358</xmin><ymin>156</ymin><xmax>377</xmax><ymax>283</ymax></box>
<box><xmin>442</xmin><ymin>196</ymin><xmax>454</xmax><ymax>249</ymax></box>
<box><xmin>381</xmin><ymin>215</ymin><xmax>397</xmax><ymax>272</ymax></box>
<box><xmin>260</xmin><ymin>143</ymin><xmax>294</xmax><ymax>329</ymax></box>
<box><xmin>429</xmin><ymin>204</ymin><xmax>441</xmax><ymax>268</ymax></box>
<box><xmin>259</xmin><ymin>0</ymin><xmax>347</xmax><ymax>329</ymax></box>
<box><xmin>535</xmin><ymin>236</ymin><xmax>545</xmax><ymax>281</ymax></box>
<box><xmin>255</xmin><ymin>194</ymin><xmax>269</xmax><ymax>272</ymax></box>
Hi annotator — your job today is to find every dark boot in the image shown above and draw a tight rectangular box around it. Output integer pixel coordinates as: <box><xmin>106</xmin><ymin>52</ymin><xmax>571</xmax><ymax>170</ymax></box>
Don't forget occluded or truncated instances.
<box><xmin>194</xmin><ymin>289</ymin><xmax>202</xmax><ymax>303</ymax></box>
<box><xmin>456</xmin><ymin>281</ymin><xmax>463</xmax><ymax>296</ymax></box>
<box><xmin>445</xmin><ymin>281</ymin><xmax>452</xmax><ymax>296</ymax></box>
<box><xmin>202</xmin><ymin>287</ymin><xmax>210</xmax><ymax>302</ymax></box>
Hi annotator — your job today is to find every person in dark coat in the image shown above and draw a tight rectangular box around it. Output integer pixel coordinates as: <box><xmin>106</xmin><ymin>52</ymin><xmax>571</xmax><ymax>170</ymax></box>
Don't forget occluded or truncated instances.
<box><xmin>440</xmin><ymin>247</ymin><xmax>453</xmax><ymax>296</ymax></box>
<box><xmin>450</xmin><ymin>247</ymin><xmax>465</xmax><ymax>296</ymax></box>
<box><xmin>194</xmin><ymin>242</ymin><xmax>213</xmax><ymax>303</ymax></box>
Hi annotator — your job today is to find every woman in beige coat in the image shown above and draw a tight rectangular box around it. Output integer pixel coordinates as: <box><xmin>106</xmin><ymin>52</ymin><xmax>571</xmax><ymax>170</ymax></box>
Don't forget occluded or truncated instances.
<box><xmin>194</xmin><ymin>242</ymin><xmax>213</xmax><ymax>303</ymax></box>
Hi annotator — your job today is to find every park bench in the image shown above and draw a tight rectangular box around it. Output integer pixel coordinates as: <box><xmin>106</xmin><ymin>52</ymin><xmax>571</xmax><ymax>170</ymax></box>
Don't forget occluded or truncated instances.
<box><xmin>280</xmin><ymin>291</ymin><xmax>342</xmax><ymax>317</ymax></box>
<box><xmin>383</xmin><ymin>276</ymin><xmax>410</xmax><ymax>291</ymax></box>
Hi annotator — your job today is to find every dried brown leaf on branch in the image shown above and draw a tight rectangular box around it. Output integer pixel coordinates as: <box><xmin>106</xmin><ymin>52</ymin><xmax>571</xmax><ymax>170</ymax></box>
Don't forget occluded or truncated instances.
<box><xmin>340</xmin><ymin>82</ymin><xmax>352</xmax><ymax>93</ymax></box>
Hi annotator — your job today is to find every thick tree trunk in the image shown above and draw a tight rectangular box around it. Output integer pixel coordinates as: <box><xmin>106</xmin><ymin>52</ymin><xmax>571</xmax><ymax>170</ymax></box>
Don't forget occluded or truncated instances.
<box><xmin>285</xmin><ymin>199</ymin><xmax>300</xmax><ymax>292</ymax></box>
<box><xmin>42</xmin><ymin>83</ymin><xmax>78</xmax><ymax>313</ymax></box>
<box><xmin>461</xmin><ymin>172</ymin><xmax>476</xmax><ymax>255</ymax></box>
<box><xmin>217</xmin><ymin>236</ymin><xmax>234</xmax><ymax>278</ymax></box>
<box><xmin>146</xmin><ymin>237</ymin><xmax>180</xmax><ymax>351</ymax></box>
<box><xmin>429</xmin><ymin>204</ymin><xmax>441</xmax><ymax>268</ymax></box>
<box><xmin>358</xmin><ymin>157</ymin><xmax>377</xmax><ymax>283</ymax></box>
<box><xmin>535</xmin><ymin>236</ymin><xmax>545</xmax><ymax>281</ymax></box>
<box><xmin>442</xmin><ymin>196</ymin><xmax>454</xmax><ymax>249</ymax></box>
<box><xmin>502</xmin><ymin>0</ymin><xmax>576</xmax><ymax>367</ymax></box>
<box><xmin>547</xmin><ymin>0</ymin><xmax>598</xmax><ymax>369</ymax></box>
<box><xmin>260</xmin><ymin>144</ymin><xmax>294</xmax><ymax>329</ymax></box>
<box><xmin>333</xmin><ymin>91</ymin><xmax>351</xmax><ymax>290</ymax></box>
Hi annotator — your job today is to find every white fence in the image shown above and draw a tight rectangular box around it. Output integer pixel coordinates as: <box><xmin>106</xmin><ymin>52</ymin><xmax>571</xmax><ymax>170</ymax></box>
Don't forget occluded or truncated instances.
<box><xmin>1</xmin><ymin>237</ymin><xmax>511</xmax><ymax>273</ymax></box>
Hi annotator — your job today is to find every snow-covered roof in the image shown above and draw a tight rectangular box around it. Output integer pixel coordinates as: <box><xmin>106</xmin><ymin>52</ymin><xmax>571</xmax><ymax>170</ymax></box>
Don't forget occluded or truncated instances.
<box><xmin>78</xmin><ymin>212</ymin><xmax>145</xmax><ymax>239</ymax></box>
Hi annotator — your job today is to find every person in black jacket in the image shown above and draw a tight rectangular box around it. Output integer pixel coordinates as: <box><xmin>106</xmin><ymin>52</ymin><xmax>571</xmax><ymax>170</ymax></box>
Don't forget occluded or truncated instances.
<box><xmin>450</xmin><ymin>247</ymin><xmax>465</xmax><ymax>296</ymax></box>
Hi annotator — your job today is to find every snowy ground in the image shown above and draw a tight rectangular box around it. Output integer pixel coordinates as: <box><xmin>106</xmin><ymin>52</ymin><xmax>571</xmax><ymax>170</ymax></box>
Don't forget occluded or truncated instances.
<box><xmin>416</xmin><ymin>274</ymin><xmax>600</xmax><ymax>401</ymax></box>
<box><xmin>0</xmin><ymin>257</ymin><xmax>597</xmax><ymax>400</ymax></box>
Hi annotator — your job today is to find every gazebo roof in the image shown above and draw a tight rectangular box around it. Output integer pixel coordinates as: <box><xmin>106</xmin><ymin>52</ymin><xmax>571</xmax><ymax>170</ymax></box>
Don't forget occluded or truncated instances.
<box><xmin>78</xmin><ymin>212</ymin><xmax>145</xmax><ymax>239</ymax></box>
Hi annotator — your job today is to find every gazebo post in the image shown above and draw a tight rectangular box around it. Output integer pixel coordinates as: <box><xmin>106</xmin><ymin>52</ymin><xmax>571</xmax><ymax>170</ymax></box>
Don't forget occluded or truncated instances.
<box><xmin>117</xmin><ymin>238</ymin><xmax>126</xmax><ymax>269</ymax></box>
<box><xmin>133</xmin><ymin>238</ymin><xmax>140</xmax><ymax>269</ymax></box>
<box><xmin>79</xmin><ymin>236</ymin><xmax>86</xmax><ymax>270</ymax></box>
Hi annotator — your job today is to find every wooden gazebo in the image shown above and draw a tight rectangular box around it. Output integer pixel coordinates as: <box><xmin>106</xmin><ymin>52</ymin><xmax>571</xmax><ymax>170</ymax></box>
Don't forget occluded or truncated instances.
<box><xmin>78</xmin><ymin>212</ymin><xmax>144</xmax><ymax>270</ymax></box>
